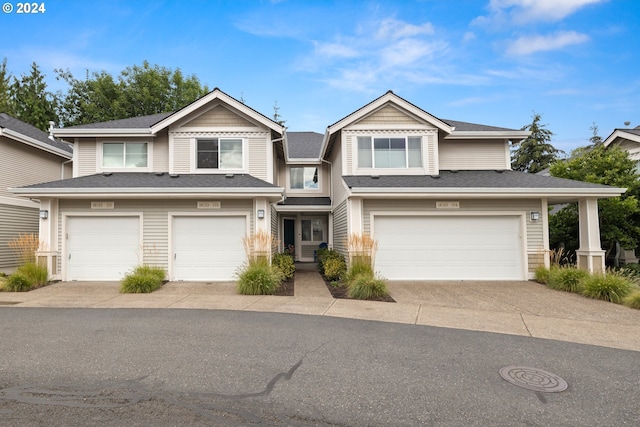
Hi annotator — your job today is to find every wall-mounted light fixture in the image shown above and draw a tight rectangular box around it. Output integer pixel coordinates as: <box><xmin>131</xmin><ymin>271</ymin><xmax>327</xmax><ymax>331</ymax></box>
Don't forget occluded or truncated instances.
<box><xmin>39</xmin><ymin>210</ymin><xmax>49</xmax><ymax>219</ymax></box>
<box><xmin>257</xmin><ymin>209</ymin><xmax>265</xmax><ymax>219</ymax></box>
<box><xmin>530</xmin><ymin>211</ymin><xmax>540</xmax><ymax>222</ymax></box>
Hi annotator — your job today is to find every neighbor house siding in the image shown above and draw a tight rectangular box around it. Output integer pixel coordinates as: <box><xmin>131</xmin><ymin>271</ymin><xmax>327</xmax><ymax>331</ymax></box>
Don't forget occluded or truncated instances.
<box><xmin>354</xmin><ymin>104</ymin><xmax>422</xmax><ymax>126</ymax></box>
<box><xmin>438</xmin><ymin>139</ymin><xmax>508</xmax><ymax>170</ymax></box>
<box><xmin>0</xmin><ymin>137</ymin><xmax>66</xmax><ymax>198</ymax></box>
<box><xmin>57</xmin><ymin>198</ymin><xmax>254</xmax><ymax>273</ymax></box>
<box><xmin>332</xmin><ymin>199</ymin><xmax>348</xmax><ymax>255</ymax></box>
<box><xmin>270</xmin><ymin>205</ymin><xmax>278</xmax><ymax>252</ymax></box>
<box><xmin>183</xmin><ymin>105</ymin><xmax>255</xmax><ymax>127</ymax></box>
<box><xmin>0</xmin><ymin>204</ymin><xmax>38</xmax><ymax>270</ymax></box>
<box><xmin>362</xmin><ymin>198</ymin><xmax>544</xmax><ymax>274</ymax></box>
<box><xmin>77</xmin><ymin>139</ymin><xmax>97</xmax><ymax>177</ymax></box>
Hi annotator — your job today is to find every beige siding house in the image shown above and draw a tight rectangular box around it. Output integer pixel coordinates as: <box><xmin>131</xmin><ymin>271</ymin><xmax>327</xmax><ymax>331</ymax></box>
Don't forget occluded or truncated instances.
<box><xmin>11</xmin><ymin>89</ymin><xmax>624</xmax><ymax>282</ymax></box>
<box><xmin>0</xmin><ymin>113</ymin><xmax>72</xmax><ymax>272</ymax></box>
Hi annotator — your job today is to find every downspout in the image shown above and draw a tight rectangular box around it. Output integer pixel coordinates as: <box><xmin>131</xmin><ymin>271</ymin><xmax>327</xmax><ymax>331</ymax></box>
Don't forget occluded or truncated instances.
<box><xmin>61</xmin><ymin>158</ymin><xmax>72</xmax><ymax>179</ymax></box>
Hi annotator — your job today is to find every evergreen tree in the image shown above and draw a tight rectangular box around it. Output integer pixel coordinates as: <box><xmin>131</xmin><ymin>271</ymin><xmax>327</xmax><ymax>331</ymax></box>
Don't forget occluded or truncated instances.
<box><xmin>511</xmin><ymin>112</ymin><xmax>561</xmax><ymax>173</ymax></box>
<box><xmin>10</xmin><ymin>62</ymin><xmax>58</xmax><ymax>131</ymax></box>
<box><xmin>0</xmin><ymin>57</ymin><xmax>13</xmax><ymax>114</ymax></box>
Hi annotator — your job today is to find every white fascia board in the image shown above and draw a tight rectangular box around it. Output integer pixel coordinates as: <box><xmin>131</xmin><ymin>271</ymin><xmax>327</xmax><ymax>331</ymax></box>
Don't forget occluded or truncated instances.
<box><xmin>447</xmin><ymin>130</ymin><xmax>530</xmax><ymax>140</ymax></box>
<box><xmin>327</xmin><ymin>92</ymin><xmax>454</xmax><ymax>135</ymax></box>
<box><xmin>1</xmin><ymin>128</ymin><xmax>73</xmax><ymax>158</ymax></box>
<box><xmin>52</xmin><ymin>128</ymin><xmax>154</xmax><ymax>138</ymax></box>
<box><xmin>150</xmin><ymin>89</ymin><xmax>284</xmax><ymax>135</ymax></box>
<box><xmin>603</xmin><ymin>129</ymin><xmax>640</xmax><ymax>147</ymax></box>
<box><xmin>348</xmin><ymin>187</ymin><xmax>626</xmax><ymax>198</ymax></box>
<box><xmin>0</xmin><ymin>195</ymin><xmax>39</xmax><ymax>208</ymax></box>
<box><xmin>10</xmin><ymin>186</ymin><xmax>285</xmax><ymax>196</ymax></box>
<box><xmin>319</xmin><ymin>129</ymin><xmax>331</xmax><ymax>159</ymax></box>
<box><xmin>285</xmin><ymin>158</ymin><xmax>321</xmax><ymax>165</ymax></box>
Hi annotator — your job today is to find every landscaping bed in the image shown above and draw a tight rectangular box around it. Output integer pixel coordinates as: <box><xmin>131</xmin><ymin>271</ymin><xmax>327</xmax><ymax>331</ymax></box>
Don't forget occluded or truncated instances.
<box><xmin>273</xmin><ymin>275</ymin><xmax>294</xmax><ymax>296</ymax></box>
<box><xmin>320</xmin><ymin>274</ymin><xmax>395</xmax><ymax>302</ymax></box>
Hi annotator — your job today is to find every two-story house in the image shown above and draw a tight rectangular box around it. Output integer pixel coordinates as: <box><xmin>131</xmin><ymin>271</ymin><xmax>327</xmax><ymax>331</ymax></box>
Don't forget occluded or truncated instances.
<box><xmin>11</xmin><ymin>89</ymin><xmax>624</xmax><ymax>282</ymax></box>
<box><xmin>0</xmin><ymin>113</ymin><xmax>72</xmax><ymax>273</ymax></box>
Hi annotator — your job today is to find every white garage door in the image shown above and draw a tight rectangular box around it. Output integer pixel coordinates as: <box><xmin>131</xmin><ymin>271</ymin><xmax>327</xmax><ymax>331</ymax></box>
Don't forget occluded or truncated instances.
<box><xmin>374</xmin><ymin>215</ymin><xmax>524</xmax><ymax>280</ymax></box>
<box><xmin>172</xmin><ymin>216</ymin><xmax>247</xmax><ymax>281</ymax></box>
<box><xmin>67</xmin><ymin>216</ymin><xmax>140</xmax><ymax>281</ymax></box>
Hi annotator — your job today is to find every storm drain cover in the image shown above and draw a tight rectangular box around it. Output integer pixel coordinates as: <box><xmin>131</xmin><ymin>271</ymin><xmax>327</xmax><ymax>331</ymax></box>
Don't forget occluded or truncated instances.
<box><xmin>499</xmin><ymin>366</ymin><xmax>568</xmax><ymax>393</ymax></box>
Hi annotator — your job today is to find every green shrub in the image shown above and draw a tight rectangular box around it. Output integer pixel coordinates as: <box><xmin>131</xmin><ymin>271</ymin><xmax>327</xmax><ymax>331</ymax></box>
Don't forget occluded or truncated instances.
<box><xmin>4</xmin><ymin>272</ymin><xmax>32</xmax><ymax>292</ymax></box>
<box><xmin>272</xmin><ymin>252</ymin><xmax>295</xmax><ymax>279</ymax></box>
<box><xmin>348</xmin><ymin>273</ymin><xmax>389</xmax><ymax>300</ymax></box>
<box><xmin>621</xmin><ymin>263</ymin><xmax>640</xmax><ymax>278</ymax></box>
<box><xmin>534</xmin><ymin>266</ymin><xmax>552</xmax><ymax>284</ymax></box>
<box><xmin>237</xmin><ymin>260</ymin><xmax>284</xmax><ymax>295</ymax></box>
<box><xmin>317</xmin><ymin>249</ymin><xmax>344</xmax><ymax>275</ymax></box>
<box><xmin>581</xmin><ymin>271</ymin><xmax>634</xmax><ymax>303</ymax></box>
<box><xmin>622</xmin><ymin>290</ymin><xmax>640</xmax><ymax>309</ymax></box>
<box><xmin>120</xmin><ymin>265</ymin><xmax>165</xmax><ymax>293</ymax></box>
<box><xmin>547</xmin><ymin>266</ymin><xmax>589</xmax><ymax>293</ymax></box>
<box><xmin>344</xmin><ymin>261</ymin><xmax>374</xmax><ymax>285</ymax></box>
<box><xmin>323</xmin><ymin>257</ymin><xmax>346</xmax><ymax>281</ymax></box>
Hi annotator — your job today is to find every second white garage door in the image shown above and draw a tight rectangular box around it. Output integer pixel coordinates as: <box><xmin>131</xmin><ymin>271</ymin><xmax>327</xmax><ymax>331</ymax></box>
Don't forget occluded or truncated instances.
<box><xmin>374</xmin><ymin>215</ymin><xmax>524</xmax><ymax>280</ymax></box>
<box><xmin>172</xmin><ymin>216</ymin><xmax>247</xmax><ymax>281</ymax></box>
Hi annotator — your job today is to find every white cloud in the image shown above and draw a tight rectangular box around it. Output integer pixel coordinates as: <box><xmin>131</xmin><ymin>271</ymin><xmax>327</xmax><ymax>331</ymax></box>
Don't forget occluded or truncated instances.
<box><xmin>506</xmin><ymin>31</ymin><xmax>590</xmax><ymax>55</ymax></box>
<box><xmin>478</xmin><ymin>0</ymin><xmax>605</xmax><ymax>24</ymax></box>
<box><xmin>313</xmin><ymin>41</ymin><xmax>360</xmax><ymax>59</ymax></box>
<box><xmin>375</xmin><ymin>18</ymin><xmax>434</xmax><ymax>40</ymax></box>
<box><xmin>380</xmin><ymin>39</ymin><xmax>447</xmax><ymax>67</ymax></box>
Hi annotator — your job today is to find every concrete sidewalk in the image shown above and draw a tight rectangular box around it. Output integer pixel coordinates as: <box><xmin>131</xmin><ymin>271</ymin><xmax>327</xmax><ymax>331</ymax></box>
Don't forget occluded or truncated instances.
<box><xmin>1</xmin><ymin>266</ymin><xmax>639</xmax><ymax>352</ymax></box>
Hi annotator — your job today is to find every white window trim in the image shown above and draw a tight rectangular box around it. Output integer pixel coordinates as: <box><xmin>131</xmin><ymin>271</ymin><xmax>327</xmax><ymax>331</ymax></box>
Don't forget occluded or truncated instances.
<box><xmin>354</xmin><ymin>134</ymin><xmax>427</xmax><ymax>175</ymax></box>
<box><xmin>97</xmin><ymin>140</ymin><xmax>152</xmax><ymax>172</ymax></box>
<box><xmin>286</xmin><ymin>165</ymin><xmax>322</xmax><ymax>193</ymax></box>
<box><xmin>190</xmin><ymin>137</ymin><xmax>247</xmax><ymax>173</ymax></box>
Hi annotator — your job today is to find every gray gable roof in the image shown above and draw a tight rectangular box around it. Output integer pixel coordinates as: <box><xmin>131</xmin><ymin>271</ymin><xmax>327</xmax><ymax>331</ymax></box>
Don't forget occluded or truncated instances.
<box><xmin>19</xmin><ymin>172</ymin><xmax>279</xmax><ymax>189</ymax></box>
<box><xmin>442</xmin><ymin>119</ymin><xmax>519</xmax><ymax>132</ymax></box>
<box><xmin>0</xmin><ymin>113</ymin><xmax>73</xmax><ymax>154</ymax></box>
<box><xmin>64</xmin><ymin>112</ymin><xmax>174</xmax><ymax>129</ymax></box>
<box><xmin>343</xmin><ymin>170</ymin><xmax>615</xmax><ymax>190</ymax></box>
<box><xmin>286</xmin><ymin>132</ymin><xmax>324</xmax><ymax>159</ymax></box>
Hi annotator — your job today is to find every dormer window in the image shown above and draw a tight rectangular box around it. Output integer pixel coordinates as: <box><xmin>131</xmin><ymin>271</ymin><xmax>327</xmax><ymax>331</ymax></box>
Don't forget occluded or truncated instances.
<box><xmin>290</xmin><ymin>166</ymin><xmax>319</xmax><ymax>190</ymax></box>
<box><xmin>358</xmin><ymin>136</ymin><xmax>422</xmax><ymax>168</ymax></box>
<box><xmin>197</xmin><ymin>138</ymin><xmax>243</xmax><ymax>169</ymax></box>
<box><xmin>102</xmin><ymin>142</ymin><xmax>148</xmax><ymax>168</ymax></box>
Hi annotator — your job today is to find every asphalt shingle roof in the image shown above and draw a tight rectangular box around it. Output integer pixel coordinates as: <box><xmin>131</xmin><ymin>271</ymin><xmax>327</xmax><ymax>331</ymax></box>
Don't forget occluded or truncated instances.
<box><xmin>64</xmin><ymin>112</ymin><xmax>174</xmax><ymax>129</ymax></box>
<box><xmin>343</xmin><ymin>170</ymin><xmax>615</xmax><ymax>190</ymax></box>
<box><xmin>286</xmin><ymin>132</ymin><xmax>324</xmax><ymax>159</ymax></box>
<box><xmin>441</xmin><ymin>119</ymin><xmax>519</xmax><ymax>132</ymax></box>
<box><xmin>20</xmin><ymin>172</ymin><xmax>279</xmax><ymax>189</ymax></box>
<box><xmin>0</xmin><ymin>113</ymin><xmax>73</xmax><ymax>154</ymax></box>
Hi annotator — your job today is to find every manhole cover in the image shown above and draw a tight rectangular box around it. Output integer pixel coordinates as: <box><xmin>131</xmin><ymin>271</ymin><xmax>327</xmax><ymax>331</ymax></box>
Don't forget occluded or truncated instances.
<box><xmin>499</xmin><ymin>366</ymin><xmax>568</xmax><ymax>393</ymax></box>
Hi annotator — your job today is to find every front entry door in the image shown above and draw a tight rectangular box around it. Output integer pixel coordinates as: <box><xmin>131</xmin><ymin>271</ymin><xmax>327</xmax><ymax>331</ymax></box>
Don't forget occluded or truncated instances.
<box><xmin>299</xmin><ymin>217</ymin><xmax>326</xmax><ymax>262</ymax></box>
<box><xmin>283</xmin><ymin>218</ymin><xmax>295</xmax><ymax>253</ymax></box>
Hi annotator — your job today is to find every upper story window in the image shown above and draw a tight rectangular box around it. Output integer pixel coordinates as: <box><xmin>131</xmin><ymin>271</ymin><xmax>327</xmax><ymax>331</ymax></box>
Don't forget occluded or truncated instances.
<box><xmin>357</xmin><ymin>136</ymin><xmax>422</xmax><ymax>168</ymax></box>
<box><xmin>290</xmin><ymin>166</ymin><xmax>319</xmax><ymax>190</ymax></box>
<box><xmin>197</xmin><ymin>138</ymin><xmax>243</xmax><ymax>169</ymax></box>
<box><xmin>103</xmin><ymin>142</ymin><xmax>148</xmax><ymax>168</ymax></box>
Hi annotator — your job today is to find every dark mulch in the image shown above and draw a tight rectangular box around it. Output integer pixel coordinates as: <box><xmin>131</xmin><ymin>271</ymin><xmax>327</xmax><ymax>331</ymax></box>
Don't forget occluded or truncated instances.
<box><xmin>274</xmin><ymin>275</ymin><xmax>294</xmax><ymax>296</ymax></box>
<box><xmin>321</xmin><ymin>275</ymin><xmax>395</xmax><ymax>303</ymax></box>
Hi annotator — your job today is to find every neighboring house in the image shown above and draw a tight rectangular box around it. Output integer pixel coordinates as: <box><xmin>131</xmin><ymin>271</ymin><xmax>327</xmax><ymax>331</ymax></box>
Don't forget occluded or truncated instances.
<box><xmin>11</xmin><ymin>89</ymin><xmax>625</xmax><ymax>281</ymax></box>
<box><xmin>0</xmin><ymin>113</ymin><xmax>73</xmax><ymax>273</ymax></box>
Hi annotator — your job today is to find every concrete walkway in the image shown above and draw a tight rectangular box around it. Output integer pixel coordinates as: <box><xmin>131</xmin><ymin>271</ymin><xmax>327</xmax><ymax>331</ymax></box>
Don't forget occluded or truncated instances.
<box><xmin>1</xmin><ymin>264</ymin><xmax>639</xmax><ymax>352</ymax></box>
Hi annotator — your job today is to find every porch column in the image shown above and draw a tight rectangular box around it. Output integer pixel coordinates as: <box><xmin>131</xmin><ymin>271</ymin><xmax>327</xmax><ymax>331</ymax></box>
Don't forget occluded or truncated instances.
<box><xmin>347</xmin><ymin>197</ymin><xmax>363</xmax><ymax>235</ymax></box>
<box><xmin>576</xmin><ymin>197</ymin><xmax>605</xmax><ymax>273</ymax></box>
<box><xmin>35</xmin><ymin>198</ymin><xmax>61</xmax><ymax>280</ymax></box>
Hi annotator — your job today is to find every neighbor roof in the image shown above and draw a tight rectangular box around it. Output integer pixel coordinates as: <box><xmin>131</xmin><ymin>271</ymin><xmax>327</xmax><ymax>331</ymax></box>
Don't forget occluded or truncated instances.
<box><xmin>0</xmin><ymin>113</ymin><xmax>72</xmax><ymax>156</ymax></box>
<box><xmin>65</xmin><ymin>112</ymin><xmax>173</xmax><ymax>129</ymax></box>
<box><xmin>286</xmin><ymin>132</ymin><xmax>324</xmax><ymax>159</ymax></box>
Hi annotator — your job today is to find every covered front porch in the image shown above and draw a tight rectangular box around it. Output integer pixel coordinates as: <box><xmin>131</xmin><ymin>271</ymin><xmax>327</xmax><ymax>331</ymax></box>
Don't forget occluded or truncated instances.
<box><xmin>274</xmin><ymin>197</ymin><xmax>332</xmax><ymax>262</ymax></box>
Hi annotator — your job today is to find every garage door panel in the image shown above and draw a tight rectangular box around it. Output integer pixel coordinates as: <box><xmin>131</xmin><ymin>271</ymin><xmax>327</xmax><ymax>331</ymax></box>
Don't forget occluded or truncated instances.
<box><xmin>67</xmin><ymin>217</ymin><xmax>140</xmax><ymax>281</ymax></box>
<box><xmin>374</xmin><ymin>215</ymin><xmax>523</xmax><ymax>280</ymax></box>
<box><xmin>173</xmin><ymin>216</ymin><xmax>246</xmax><ymax>281</ymax></box>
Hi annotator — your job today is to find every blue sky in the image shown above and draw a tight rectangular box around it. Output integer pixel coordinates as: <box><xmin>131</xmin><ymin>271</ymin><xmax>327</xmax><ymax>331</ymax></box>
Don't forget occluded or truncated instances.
<box><xmin>1</xmin><ymin>0</ymin><xmax>638</xmax><ymax>153</ymax></box>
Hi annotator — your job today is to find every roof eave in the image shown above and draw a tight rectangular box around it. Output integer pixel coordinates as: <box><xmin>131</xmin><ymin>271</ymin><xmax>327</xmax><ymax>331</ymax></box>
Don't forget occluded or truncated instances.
<box><xmin>10</xmin><ymin>187</ymin><xmax>285</xmax><ymax>198</ymax></box>
<box><xmin>603</xmin><ymin>129</ymin><xmax>640</xmax><ymax>147</ymax></box>
<box><xmin>52</xmin><ymin>128</ymin><xmax>154</xmax><ymax>138</ymax></box>
<box><xmin>347</xmin><ymin>187</ymin><xmax>626</xmax><ymax>198</ymax></box>
<box><xmin>0</xmin><ymin>128</ymin><xmax>72</xmax><ymax>158</ymax></box>
<box><xmin>446</xmin><ymin>131</ymin><xmax>530</xmax><ymax>140</ymax></box>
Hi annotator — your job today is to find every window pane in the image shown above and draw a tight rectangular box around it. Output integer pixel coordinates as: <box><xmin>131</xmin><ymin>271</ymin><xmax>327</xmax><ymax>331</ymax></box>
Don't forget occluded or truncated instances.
<box><xmin>220</xmin><ymin>139</ymin><xmax>243</xmax><ymax>169</ymax></box>
<box><xmin>301</xmin><ymin>220</ymin><xmax>311</xmax><ymax>241</ymax></box>
<box><xmin>408</xmin><ymin>137</ymin><xmax>422</xmax><ymax>167</ymax></box>
<box><xmin>125</xmin><ymin>143</ymin><xmax>147</xmax><ymax>168</ymax></box>
<box><xmin>197</xmin><ymin>139</ymin><xmax>218</xmax><ymax>169</ymax></box>
<box><xmin>374</xmin><ymin>138</ymin><xmax>390</xmax><ymax>168</ymax></box>
<box><xmin>290</xmin><ymin>167</ymin><xmax>304</xmax><ymax>189</ymax></box>
<box><xmin>103</xmin><ymin>143</ymin><xmax>124</xmax><ymax>167</ymax></box>
<box><xmin>312</xmin><ymin>219</ymin><xmax>323</xmax><ymax>241</ymax></box>
<box><xmin>304</xmin><ymin>167</ymin><xmax>319</xmax><ymax>190</ymax></box>
<box><xmin>357</xmin><ymin>137</ymin><xmax>372</xmax><ymax>168</ymax></box>
<box><xmin>389</xmin><ymin>138</ymin><xmax>406</xmax><ymax>168</ymax></box>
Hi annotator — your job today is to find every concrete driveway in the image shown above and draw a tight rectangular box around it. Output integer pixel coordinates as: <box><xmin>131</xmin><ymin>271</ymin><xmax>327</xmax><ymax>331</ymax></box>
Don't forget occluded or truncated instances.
<box><xmin>1</xmin><ymin>275</ymin><xmax>639</xmax><ymax>352</ymax></box>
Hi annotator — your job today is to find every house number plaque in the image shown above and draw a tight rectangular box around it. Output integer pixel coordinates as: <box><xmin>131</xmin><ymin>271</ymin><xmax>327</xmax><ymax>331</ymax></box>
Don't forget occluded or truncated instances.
<box><xmin>197</xmin><ymin>201</ymin><xmax>221</xmax><ymax>209</ymax></box>
<box><xmin>91</xmin><ymin>201</ymin><xmax>114</xmax><ymax>209</ymax></box>
<box><xmin>436</xmin><ymin>201</ymin><xmax>459</xmax><ymax>209</ymax></box>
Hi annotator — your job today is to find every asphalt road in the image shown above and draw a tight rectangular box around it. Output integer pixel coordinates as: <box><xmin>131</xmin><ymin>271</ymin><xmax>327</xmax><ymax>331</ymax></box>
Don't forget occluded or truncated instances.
<box><xmin>0</xmin><ymin>308</ymin><xmax>638</xmax><ymax>426</ymax></box>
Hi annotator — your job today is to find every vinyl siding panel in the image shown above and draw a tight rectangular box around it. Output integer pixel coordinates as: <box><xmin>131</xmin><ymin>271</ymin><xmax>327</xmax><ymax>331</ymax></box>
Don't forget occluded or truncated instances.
<box><xmin>0</xmin><ymin>204</ymin><xmax>38</xmax><ymax>270</ymax></box>
<box><xmin>439</xmin><ymin>139</ymin><xmax>508</xmax><ymax>170</ymax></box>
<box><xmin>344</xmin><ymin>133</ymin><xmax>353</xmax><ymax>175</ymax></box>
<box><xmin>270</xmin><ymin>205</ymin><xmax>278</xmax><ymax>252</ymax></box>
<box><xmin>329</xmin><ymin>139</ymin><xmax>348</xmax><ymax>205</ymax></box>
<box><xmin>58</xmin><ymin>199</ymin><xmax>254</xmax><ymax>272</ymax></box>
<box><xmin>77</xmin><ymin>139</ymin><xmax>97</xmax><ymax>177</ymax></box>
<box><xmin>183</xmin><ymin>105</ymin><xmax>254</xmax><ymax>127</ymax></box>
<box><xmin>0</xmin><ymin>137</ymin><xmax>66</xmax><ymax>198</ymax></box>
<box><xmin>332</xmin><ymin>199</ymin><xmax>348</xmax><ymax>255</ymax></box>
<box><xmin>172</xmin><ymin>137</ymin><xmax>191</xmax><ymax>173</ymax></box>
<box><xmin>355</xmin><ymin>105</ymin><xmax>422</xmax><ymax>125</ymax></box>
<box><xmin>153</xmin><ymin>131</ymin><xmax>170</xmax><ymax>172</ymax></box>
<box><xmin>362</xmin><ymin>198</ymin><xmax>545</xmax><ymax>275</ymax></box>
<box><xmin>248</xmin><ymin>135</ymin><xmax>268</xmax><ymax>180</ymax></box>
